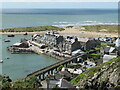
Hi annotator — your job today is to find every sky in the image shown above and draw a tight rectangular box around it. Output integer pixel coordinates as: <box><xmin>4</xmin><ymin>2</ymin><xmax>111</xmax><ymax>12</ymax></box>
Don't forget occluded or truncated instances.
<box><xmin>1</xmin><ymin>0</ymin><xmax>119</xmax><ymax>2</ymax></box>
<box><xmin>0</xmin><ymin>0</ymin><xmax>119</xmax><ymax>9</ymax></box>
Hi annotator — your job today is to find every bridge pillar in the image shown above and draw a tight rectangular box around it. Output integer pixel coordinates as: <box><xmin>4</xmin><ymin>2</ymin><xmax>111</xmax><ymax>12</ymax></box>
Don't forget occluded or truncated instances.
<box><xmin>51</xmin><ymin>69</ymin><xmax>53</xmax><ymax>74</ymax></box>
<box><xmin>65</xmin><ymin>63</ymin><xmax>68</xmax><ymax>67</ymax></box>
<box><xmin>38</xmin><ymin>75</ymin><xmax>41</xmax><ymax>80</ymax></box>
<box><xmin>68</xmin><ymin>61</ymin><xmax>70</xmax><ymax>64</ymax></box>
<box><xmin>72</xmin><ymin>58</ymin><xmax>77</xmax><ymax>63</ymax></box>
<box><xmin>55</xmin><ymin>67</ymin><xmax>57</xmax><ymax>72</ymax></box>
<box><xmin>42</xmin><ymin>73</ymin><xmax>45</xmax><ymax>80</ymax></box>
<box><xmin>48</xmin><ymin>71</ymin><xmax>50</xmax><ymax>74</ymax></box>
<box><xmin>75</xmin><ymin>58</ymin><xmax>78</xmax><ymax>63</ymax></box>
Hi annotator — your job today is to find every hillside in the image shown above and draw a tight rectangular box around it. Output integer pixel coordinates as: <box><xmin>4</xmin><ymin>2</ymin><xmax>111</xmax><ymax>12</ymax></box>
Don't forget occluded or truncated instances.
<box><xmin>71</xmin><ymin>57</ymin><xmax>120</xmax><ymax>90</ymax></box>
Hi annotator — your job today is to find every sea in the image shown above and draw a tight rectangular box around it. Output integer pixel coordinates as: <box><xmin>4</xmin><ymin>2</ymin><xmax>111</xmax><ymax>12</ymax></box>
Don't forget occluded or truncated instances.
<box><xmin>0</xmin><ymin>9</ymin><xmax>118</xmax><ymax>80</ymax></box>
<box><xmin>1</xmin><ymin>9</ymin><xmax>118</xmax><ymax>29</ymax></box>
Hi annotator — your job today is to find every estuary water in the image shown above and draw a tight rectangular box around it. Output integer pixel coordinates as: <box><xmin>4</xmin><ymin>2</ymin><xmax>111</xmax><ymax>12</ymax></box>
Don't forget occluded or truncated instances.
<box><xmin>1</xmin><ymin>35</ymin><xmax>59</xmax><ymax>80</ymax></box>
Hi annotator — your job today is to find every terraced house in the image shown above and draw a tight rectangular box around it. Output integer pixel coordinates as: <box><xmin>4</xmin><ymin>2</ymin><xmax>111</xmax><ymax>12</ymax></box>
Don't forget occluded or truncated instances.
<box><xmin>35</xmin><ymin>32</ymin><xmax>82</xmax><ymax>54</ymax></box>
<box><xmin>43</xmin><ymin>32</ymin><xmax>64</xmax><ymax>47</ymax></box>
<box><xmin>58</xmin><ymin>36</ymin><xmax>82</xmax><ymax>54</ymax></box>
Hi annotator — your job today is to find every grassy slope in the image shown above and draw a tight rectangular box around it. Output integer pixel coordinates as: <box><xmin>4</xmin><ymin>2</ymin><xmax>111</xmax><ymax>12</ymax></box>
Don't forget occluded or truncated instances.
<box><xmin>1</xmin><ymin>26</ymin><xmax>65</xmax><ymax>32</ymax></box>
<box><xmin>70</xmin><ymin>57</ymin><xmax>120</xmax><ymax>85</ymax></box>
<box><xmin>1</xmin><ymin>25</ymin><xmax>118</xmax><ymax>33</ymax></box>
<box><xmin>81</xmin><ymin>25</ymin><xmax>118</xmax><ymax>33</ymax></box>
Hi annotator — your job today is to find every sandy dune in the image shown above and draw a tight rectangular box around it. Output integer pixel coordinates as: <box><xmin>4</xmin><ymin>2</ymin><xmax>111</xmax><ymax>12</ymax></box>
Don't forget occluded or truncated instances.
<box><xmin>0</xmin><ymin>27</ymin><xmax>118</xmax><ymax>37</ymax></box>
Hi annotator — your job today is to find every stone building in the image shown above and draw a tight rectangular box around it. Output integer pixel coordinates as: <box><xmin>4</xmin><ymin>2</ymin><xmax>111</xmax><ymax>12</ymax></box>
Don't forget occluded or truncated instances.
<box><xmin>82</xmin><ymin>39</ymin><xmax>101</xmax><ymax>51</ymax></box>
<box><xmin>33</xmin><ymin>32</ymin><xmax>82</xmax><ymax>54</ymax></box>
<box><xmin>58</xmin><ymin>36</ymin><xmax>82</xmax><ymax>54</ymax></box>
<box><xmin>43</xmin><ymin>32</ymin><xmax>64</xmax><ymax>47</ymax></box>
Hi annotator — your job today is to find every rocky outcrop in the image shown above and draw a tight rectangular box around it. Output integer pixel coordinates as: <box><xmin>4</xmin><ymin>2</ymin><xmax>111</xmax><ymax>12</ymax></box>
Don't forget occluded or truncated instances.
<box><xmin>71</xmin><ymin>57</ymin><xmax>120</xmax><ymax>90</ymax></box>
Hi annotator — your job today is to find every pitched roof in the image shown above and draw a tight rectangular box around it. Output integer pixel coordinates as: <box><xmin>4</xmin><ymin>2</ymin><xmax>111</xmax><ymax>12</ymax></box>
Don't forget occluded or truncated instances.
<box><xmin>13</xmin><ymin>42</ymin><xmax>22</xmax><ymax>46</ymax></box>
<box><xmin>104</xmin><ymin>46</ymin><xmax>116</xmax><ymax>53</ymax></box>
<box><xmin>109</xmin><ymin>47</ymin><xmax>116</xmax><ymax>53</ymax></box>
<box><xmin>56</xmin><ymin>78</ymin><xmax>76</xmax><ymax>89</ymax></box>
<box><xmin>104</xmin><ymin>46</ymin><xmax>111</xmax><ymax>52</ymax></box>
<box><xmin>59</xmin><ymin>71</ymin><xmax>72</xmax><ymax>78</ymax></box>
<box><xmin>103</xmin><ymin>54</ymin><xmax>117</xmax><ymax>63</ymax></box>
<box><xmin>115</xmin><ymin>38</ymin><xmax>120</xmax><ymax>47</ymax></box>
<box><xmin>55</xmin><ymin>71</ymin><xmax>72</xmax><ymax>80</ymax></box>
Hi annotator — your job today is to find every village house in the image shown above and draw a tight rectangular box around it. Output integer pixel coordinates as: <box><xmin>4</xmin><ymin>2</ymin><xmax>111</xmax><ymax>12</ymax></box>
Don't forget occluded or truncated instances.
<box><xmin>102</xmin><ymin>37</ymin><xmax>120</xmax><ymax>62</ymax></box>
<box><xmin>33</xmin><ymin>32</ymin><xmax>82</xmax><ymax>54</ymax></box>
<box><xmin>12</xmin><ymin>39</ymin><xmax>30</xmax><ymax>48</ymax></box>
<box><xmin>81</xmin><ymin>38</ymin><xmax>101</xmax><ymax>51</ymax></box>
<box><xmin>58</xmin><ymin>36</ymin><xmax>82</xmax><ymax>54</ymax></box>
<box><xmin>115</xmin><ymin>37</ymin><xmax>120</xmax><ymax>47</ymax></box>
<box><xmin>56</xmin><ymin>78</ymin><xmax>76</xmax><ymax>89</ymax></box>
<box><xmin>103</xmin><ymin>46</ymin><xmax>117</xmax><ymax>55</ymax></box>
<box><xmin>32</xmin><ymin>34</ymin><xmax>42</xmax><ymax>41</ymax></box>
<box><xmin>43</xmin><ymin>32</ymin><xmax>64</xmax><ymax>47</ymax></box>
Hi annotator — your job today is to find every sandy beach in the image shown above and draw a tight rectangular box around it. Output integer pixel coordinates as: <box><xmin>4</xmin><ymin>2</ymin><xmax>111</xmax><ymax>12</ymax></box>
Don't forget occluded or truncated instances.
<box><xmin>0</xmin><ymin>27</ymin><xmax>118</xmax><ymax>37</ymax></box>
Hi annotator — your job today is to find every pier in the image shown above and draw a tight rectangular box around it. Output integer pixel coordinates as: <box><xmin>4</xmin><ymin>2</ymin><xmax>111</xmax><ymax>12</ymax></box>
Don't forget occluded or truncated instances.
<box><xmin>24</xmin><ymin>54</ymin><xmax>83</xmax><ymax>80</ymax></box>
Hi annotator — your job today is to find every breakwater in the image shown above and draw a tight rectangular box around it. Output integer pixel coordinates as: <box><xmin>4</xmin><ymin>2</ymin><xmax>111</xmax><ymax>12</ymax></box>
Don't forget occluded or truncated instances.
<box><xmin>7</xmin><ymin>46</ymin><xmax>34</xmax><ymax>54</ymax></box>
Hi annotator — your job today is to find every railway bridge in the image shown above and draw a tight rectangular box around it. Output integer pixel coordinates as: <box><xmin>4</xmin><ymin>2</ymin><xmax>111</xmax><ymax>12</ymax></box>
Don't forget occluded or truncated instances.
<box><xmin>24</xmin><ymin>54</ymin><xmax>84</xmax><ymax>80</ymax></box>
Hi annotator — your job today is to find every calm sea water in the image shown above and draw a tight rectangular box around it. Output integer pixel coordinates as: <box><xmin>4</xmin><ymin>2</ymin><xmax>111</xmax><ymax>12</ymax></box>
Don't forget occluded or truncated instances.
<box><xmin>0</xmin><ymin>9</ymin><xmax>118</xmax><ymax>80</ymax></box>
<box><xmin>1</xmin><ymin>9</ymin><xmax>118</xmax><ymax>29</ymax></box>
<box><xmin>1</xmin><ymin>35</ymin><xmax>59</xmax><ymax>80</ymax></box>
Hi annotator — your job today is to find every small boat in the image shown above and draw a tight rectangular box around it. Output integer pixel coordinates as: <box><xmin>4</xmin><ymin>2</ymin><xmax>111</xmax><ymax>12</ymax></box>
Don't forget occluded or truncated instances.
<box><xmin>24</xmin><ymin>32</ymin><xmax>28</xmax><ymax>35</ymax></box>
<box><xmin>6</xmin><ymin>57</ymin><xmax>10</xmax><ymax>59</ymax></box>
<box><xmin>0</xmin><ymin>60</ymin><xmax>3</xmax><ymax>63</ymax></box>
<box><xmin>4</xmin><ymin>40</ymin><xmax>11</xmax><ymax>42</ymax></box>
<box><xmin>8</xmin><ymin>34</ymin><xmax>15</xmax><ymax>37</ymax></box>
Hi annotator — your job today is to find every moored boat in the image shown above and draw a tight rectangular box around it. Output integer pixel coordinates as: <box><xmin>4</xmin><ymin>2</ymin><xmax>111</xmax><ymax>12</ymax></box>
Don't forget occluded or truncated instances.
<box><xmin>8</xmin><ymin>34</ymin><xmax>15</xmax><ymax>37</ymax></box>
<box><xmin>24</xmin><ymin>32</ymin><xmax>28</xmax><ymax>35</ymax></box>
<box><xmin>0</xmin><ymin>60</ymin><xmax>3</xmax><ymax>63</ymax></box>
<box><xmin>4</xmin><ymin>40</ymin><xmax>11</xmax><ymax>42</ymax></box>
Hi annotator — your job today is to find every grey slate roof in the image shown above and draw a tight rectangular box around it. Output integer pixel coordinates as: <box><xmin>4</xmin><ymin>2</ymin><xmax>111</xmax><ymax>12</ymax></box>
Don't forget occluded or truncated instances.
<box><xmin>55</xmin><ymin>71</ymin><xmax>73</xmax><ymax>80</ymax></box>
<box><xmin>57</xmin><ymin>78</ymin><xmax>76</xmax><ymax>89</ymax></box>
<box><xmin>104</xmin><ymin>46</ymin><xmax>111</xmax><ymax>53</ymax></box>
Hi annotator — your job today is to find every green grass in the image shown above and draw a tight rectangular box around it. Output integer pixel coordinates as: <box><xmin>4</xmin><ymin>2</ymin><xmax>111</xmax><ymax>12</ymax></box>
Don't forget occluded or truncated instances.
<box><xmin>1</xmin><ymin>26</ymin><xmax>65</xmax><ymax>32</ymax></box>
<box><xmin>90</xmin><ymin>53</ymin><xmax>99</xmax><ymax>55</ymax></box>
<box><xmin>12</xmin><ymin>76</ymin><xmax>42</xmax><ymax>88</ymax></box>
<box><xmin>81</xmin><ymin>25</ymin><xmax>118</xmax><ymax>33</ymax></box>
<box><xmin>70</xmin><ymin>57</ymin><xmax>120</xmax><ymax>85</ymax></box>
<box><xmin>70</xmin><ymin>72</ymin><xmax>88</xmax><ymax>84</ymax></box>
<box><xmin>101</xmin><ymin>42</ymin><xmax>109</xmax><ymax>46</ymax></box>
<box><xmin>66</xmin><ymin>26</ymin><xmax>74</xmax><ymax>28</ymax></box>
<box><xmin>101</xmin><ymin>42</ymin><xmax>115</xmax><ymax>47</ymax></box>
<box><xmin>0</xmin><ymin>75</ymin><xmax>42</xmax><ymax>88</ymax></box>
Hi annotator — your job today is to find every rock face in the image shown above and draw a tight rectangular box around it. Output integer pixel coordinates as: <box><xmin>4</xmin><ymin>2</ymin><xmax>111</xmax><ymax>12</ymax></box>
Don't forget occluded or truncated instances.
<box><xmin>71</xmin><ymin>57</ymin><xmax>120</xmax><ymax>90</ymax></box>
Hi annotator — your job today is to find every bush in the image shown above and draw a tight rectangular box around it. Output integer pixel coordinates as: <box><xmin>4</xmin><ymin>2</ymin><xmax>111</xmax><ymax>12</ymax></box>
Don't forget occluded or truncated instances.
<box><xmin>66</xmin><ymin>26</ymin><xmax>74</xmax><ymax>28</ymax></box>
<box><xmin>57</xmin><ymin>65</ymin><xmax>64</xmax><ymax>72</ymax></box>
<box><xmin>12</xmin><ymin>76</ymin><xmax>42</xmax><ymax>88</ymax></box>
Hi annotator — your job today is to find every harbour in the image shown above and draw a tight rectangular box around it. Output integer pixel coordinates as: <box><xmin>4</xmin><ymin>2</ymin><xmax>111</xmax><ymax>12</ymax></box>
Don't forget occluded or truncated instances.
<box><xmin>0</xmin><ymin>3</ymin><xmax>120</xmax><ymax>89</ymax></box>
<box><xmin>1</xmin><ymin>35</ymin><xmax>59</xmax><ymax>81</ymax></box>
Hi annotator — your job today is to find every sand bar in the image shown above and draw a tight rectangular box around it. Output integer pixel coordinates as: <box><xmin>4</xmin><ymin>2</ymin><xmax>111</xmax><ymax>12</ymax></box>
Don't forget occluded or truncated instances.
<box><xmin>0</xmin><ymin>27</ymin><xmax>118</xmax><ymax>37</ymax></box>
